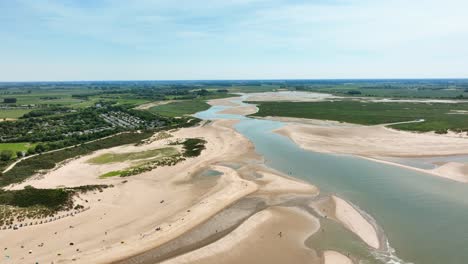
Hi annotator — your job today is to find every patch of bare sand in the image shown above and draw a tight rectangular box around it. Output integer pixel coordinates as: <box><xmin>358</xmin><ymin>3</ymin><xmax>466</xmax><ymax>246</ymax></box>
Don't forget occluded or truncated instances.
<box><xmin>0</xmin><ymin>118</ymin><xmax>16</xmax><ymax>122</ymax></box>
<box><xmin>245</xmin><ymin>91</ymin><xmax>338</xmax><ymax>102</ymax></box>
<box><xmin>323</xmin><ymin>250</ymin><xmax>353</xmax><ymax>264</ymax></box>
<box><xmin>208</xmin><ymin>96</ymin><xmax>258</xmax><ymax>115</ymax></box>
<box><xmin>254</xmin><ymin>170</ymin><xmax>318</xmax><ymax>195</ymax></box>
<box><xmin>219</xmin><ymin>105</ymin><xmax>257</xmax><ymax>115</ymax></box>
<box><xmin>161</xmin><ymin>206</ymin><xmax>321</xmax><ymax>264</ymax></box>
<box><xmin>135</xmin><ymin>100</ymin><xmax>175</xmax><ymax>110</ymax></box>
<box><xmin>430</xmin><ymin>162</ymin><xmax>468</xmax><ymax>183</ymax></box>
<box><xmin>208</xmin><ymin>97</ymin><xmax>239</xmax><ymax>107</ymax></box>
<box><xmin>332</xmin><ymin>196</ymin><xmax>380</xmax><ymax>249</ymax></box>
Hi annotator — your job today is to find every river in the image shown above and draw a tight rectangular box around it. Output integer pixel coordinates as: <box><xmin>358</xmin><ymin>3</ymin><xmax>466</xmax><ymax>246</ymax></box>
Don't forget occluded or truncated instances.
<box><xmin>195</xmin><ymin>95</ymin><xmax>468</xmax><ymax>264</ymax></box>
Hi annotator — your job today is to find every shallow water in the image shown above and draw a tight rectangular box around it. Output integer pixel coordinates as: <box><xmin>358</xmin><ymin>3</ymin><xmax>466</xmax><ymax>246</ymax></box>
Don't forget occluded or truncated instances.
<box><xmin>380</xmin><ymin>155</ymin><xmax>468</xmax><ymax>170</ymax></box>
<box><xmin>195</xmin><ymin>96</ymin><xmax>468</xmax><ymax>264</ymax></box>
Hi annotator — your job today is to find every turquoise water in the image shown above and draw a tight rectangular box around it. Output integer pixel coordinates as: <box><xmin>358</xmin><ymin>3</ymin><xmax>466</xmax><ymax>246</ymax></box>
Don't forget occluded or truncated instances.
<box><xmin>195</xmin><ymin>98</ymin><xmax>468</xmax><ymax>264</ymax></box>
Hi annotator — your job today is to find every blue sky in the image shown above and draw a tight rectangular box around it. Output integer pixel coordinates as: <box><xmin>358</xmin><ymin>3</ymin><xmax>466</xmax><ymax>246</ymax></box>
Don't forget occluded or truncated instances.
<box><xmin>1</xmin><ymin>0</ymin><xmax>467</xmax><ymax>81</ymax></box>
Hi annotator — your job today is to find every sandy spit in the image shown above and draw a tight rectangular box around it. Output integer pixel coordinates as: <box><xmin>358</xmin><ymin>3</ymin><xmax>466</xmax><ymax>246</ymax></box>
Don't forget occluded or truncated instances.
<box><xmin>332</xmin><ymin>196</ymin><xmax>380</xmax><ymax>249</ymax></box>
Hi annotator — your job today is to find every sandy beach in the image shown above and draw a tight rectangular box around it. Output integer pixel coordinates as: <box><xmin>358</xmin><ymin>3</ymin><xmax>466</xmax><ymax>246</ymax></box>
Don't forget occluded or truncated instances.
<box><xmin>1</xmin><ymin>118</ymin><xmax>263</xmax><ymax>263</ymax></box>
<box><xmin>273</xmin><ymin>117</ymin><xmax>468</xmax><ymax>182</ymax></box>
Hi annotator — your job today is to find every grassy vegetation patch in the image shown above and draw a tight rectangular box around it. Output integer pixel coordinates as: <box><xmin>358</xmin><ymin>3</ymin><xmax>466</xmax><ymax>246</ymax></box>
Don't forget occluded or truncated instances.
<box><xmin>149</xmin><ymin>100</ymin><xmax>211</xmax><ymax>117</ymax></box>
<box><xmin>0</xmin><ymin>185</ymin><xmax>111</xmax><ymax>226</ymax></box>
<box><xmin>97</xmin><ymin>138</ymin><xmax>206</xmax><ymax>178</ymax></box>
<box><xmin>0</xmin><ymin>186</ymin><xmax>71</xmax><ymax>209</ymax></box>
<box><xmin>180</xmin><ymin>138</ymin><xmax>207</xmax><ymax>157</ymax></box>
<box><xmin>251</xmin><ymin>100</ymin><xmax>468</xmax><ymax>133</ymax></box>
<box><xmin>88</xmin><ymin>147</ymin><xmax>179</xmax><ymax>164</ymax></box>
<box><xmin>0</xmin><ymin>185</ymin><xmax>110</xmax><ymax>210</ymax></box>
<box><xmin>99</xmin><ymin>155</ymin><xmax>185</xmax><ymax>178</ymax></box>
<box><xmin>100</xmin><ymin>170</ymin><xmax>124</xmax><ymax>178</ymax></box>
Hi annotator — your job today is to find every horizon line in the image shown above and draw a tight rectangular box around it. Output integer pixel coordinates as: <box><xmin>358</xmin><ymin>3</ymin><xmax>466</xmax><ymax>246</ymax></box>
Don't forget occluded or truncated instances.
<box><xmin>1</xmin><ymin>77</ymin><xmax>468</xmax><ymax>84</ymax></box>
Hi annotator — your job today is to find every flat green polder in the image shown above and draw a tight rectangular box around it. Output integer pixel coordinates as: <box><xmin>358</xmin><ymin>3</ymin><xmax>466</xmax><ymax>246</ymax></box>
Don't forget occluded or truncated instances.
<box><xmin>88</xmin><ymin>147</ymin><xmax>179</xmax><ymax>164</ymax></box>
<box><xmin>251</xmin><ymin>100</ymin><xmax>468</xmax><ymax>133</ymax></box>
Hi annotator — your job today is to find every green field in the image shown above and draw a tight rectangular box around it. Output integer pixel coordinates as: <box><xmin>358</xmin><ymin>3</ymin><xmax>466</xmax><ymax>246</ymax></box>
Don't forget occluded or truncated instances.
<box><xmin>0</xmin><ymin>142</ymin><xmax>36</xmax><ymax>157</ymax></box>
<box><xmin>71</xmin><ymin>94</ymin><xmax>150</xmax><ymax>109</ymax></box>
<box><xmin>149</xmin><ymin>100</ymin><xmax>211</xmax><ymax>117</ymax></box>
<box><xmin>301</xmin><ymin>85</ymin><xmax>468</xmax><ymax>99</ymax></box>
<box><xmin>0</xmin><ymin>88</ymin><xmax>98</xmax><ymax>105</ymax></box>
<box><xmin>88</xmin><ymin>147</ymin><xmax>179</xmax><ymax>164</ymax></box>
<box><xmin>0</xmin><ymin>109</ymin><xmax>33</xmax><ymax>119</ymax></box>
<box><xmin>251</xmin><ymin>100</ymin><xmax>468</xmax><ymax>133</ymax></box>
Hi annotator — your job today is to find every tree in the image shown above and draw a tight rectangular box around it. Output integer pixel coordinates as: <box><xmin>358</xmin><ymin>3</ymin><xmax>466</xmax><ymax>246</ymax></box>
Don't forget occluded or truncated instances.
<box><xmin>0</xmin><ymin>150</ymin><xmax>13</xmax><ymax>161</ymax></box>
<box><xmin>197</xmin><ymin>89</ymin><xmax>209</xmax><ymax>96</ymax></box>
<box><xmin>347</xmin><ymin>90</ymin><xmax>362</xmax><ymax>95</ymax></box>
<box><xmin>27</xmin><ymin>147</ymin><xmax>36</xmax><ymax>156</ymax></box>
<box><xmin>35</xmin><ymin>144</ymin><xmax>46</xmax><ymax>153</ymax></box>
<box><xmin>3</xmin><ymin>98</ymin><xmax>17</xmax><ymax>103</ymax></box>
<box><xmin>16</xmin><ymin>151</ymin><xmax>24</xmax><ymax>158</ymax></box>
